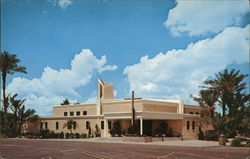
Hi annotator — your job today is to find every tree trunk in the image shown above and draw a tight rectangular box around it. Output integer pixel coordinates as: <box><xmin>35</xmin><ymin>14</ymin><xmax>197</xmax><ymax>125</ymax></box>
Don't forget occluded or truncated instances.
<box><xmin>2</xmin><ymin>72</ymin><xmax>8</xmax><ymax>133</ymax></box>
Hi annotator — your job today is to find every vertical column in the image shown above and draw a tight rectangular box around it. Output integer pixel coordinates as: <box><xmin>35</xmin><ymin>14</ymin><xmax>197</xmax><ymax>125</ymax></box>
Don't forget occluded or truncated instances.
<box><xmin>104</xmin><ymin>119</ymin><xmax>107</xmax><ymax>137</ymax></box>
<box><xmin>140</xmin><ymin>117</ymin><xmax>143</xmax><ymax>135</ymax></box>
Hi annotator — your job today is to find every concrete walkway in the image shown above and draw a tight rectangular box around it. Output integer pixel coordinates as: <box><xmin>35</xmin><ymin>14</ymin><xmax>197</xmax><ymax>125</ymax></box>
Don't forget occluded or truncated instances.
<box><xmin>23</xmin><ymin>137</ymin><xmax>224</xmax><ymax>147</ymax></box>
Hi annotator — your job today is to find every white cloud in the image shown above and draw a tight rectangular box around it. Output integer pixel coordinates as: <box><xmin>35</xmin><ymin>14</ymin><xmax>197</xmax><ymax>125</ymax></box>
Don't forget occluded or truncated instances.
<box><xmin>123</xmin><ymin>25</ymin><xmax>249</xmax><ymax>103</ymax></box>
<box><xmin>7</xmin><ymin>49</ymin><xmax>117</xmax><ymax>115</ymax></box>
<box><xmin>47</xmin><ymin>0</ymin><xmax>73</xmax><ymax>9</ymax></box>
<box><xmin>58</xmin><ymin>0</ymin><xmax>73</xmax><ymax>9</ymax></box>
<box><xmin>165</xmin><ymin>0</ymin><xmax>249</xmax><ymax>36</ymax></box>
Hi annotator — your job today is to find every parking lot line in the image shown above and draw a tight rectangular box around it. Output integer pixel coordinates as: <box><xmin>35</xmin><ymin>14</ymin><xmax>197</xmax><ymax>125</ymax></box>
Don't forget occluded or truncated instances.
<box><xmin>114</xmin><ymin>149</ymin><xmax>157</xmax><ymax>158</ymax></box>
<box><xmin>157</xmin><ymin>152</ymin><xmax>175</xmax><ymax>159</ymax></box>
<box><xmin>174</xmin><ymin>152</ymin><xmax>223</xmax><ymax>159</ymax></box>
<box><xmin>60</xmin><ymin>149</ymin><xmax>75</xmax><ymax>152</ymax></box>
<box><xmin>82</xmin><ymin>151</ymin><xmax>114</xmax><ymax>159</ymax></box>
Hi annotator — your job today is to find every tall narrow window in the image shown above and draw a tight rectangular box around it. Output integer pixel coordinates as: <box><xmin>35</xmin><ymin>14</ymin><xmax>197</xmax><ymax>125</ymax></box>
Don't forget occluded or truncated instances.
<box><xmin>70</xmin><ymin>112</ymin><xmax>74</xmax><ymax>116</ymax></box>
<box><xmin>56</xmin><ymin>122</ymin><xmax>59</xmax><ymax>130</ymax></box>
<box><xmin>101</xmin><ymin>121</ymin><xmax>104</xmax><ymax>129</ymax></box>
<box><xmin>76</xmin><ymin>111</ymin><xmax>80</xmax><ymax>116</ymax></box>
<box><xmin>108</xmin><ymin>121</ymin><xmax>112</xmax><ymax>129</ymax></box>
<box><xmin>186</xmin><ymin>121</ymin><xmax>190</xmax><ymax>130</ymax></box>
<box><xmin>40</xmin><ymin>122</ymin><xmax>43</xmax><ymax>130</ymax></box>
<box><xmin>86</xmin><ymin>121</ymin><xmax>90</xmax><ymax>129</ymax></box>
<box><xmin>192</xmin><ymin>121</ymin><xmax>195</xmax><ymax>130</ymax></box>
<box><xmin>45</xmin><ymin>122</ymin><xmax>48</xmax><ymax>130</ymax></box>
<box><xmin>64</xmin><ymin>112</ymin><xmax>68</xmax><ymax>116</ymax></box>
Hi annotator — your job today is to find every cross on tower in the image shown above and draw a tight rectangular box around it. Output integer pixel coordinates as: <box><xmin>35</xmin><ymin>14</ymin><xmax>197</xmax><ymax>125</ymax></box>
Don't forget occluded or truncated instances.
<box><xmin>124</xmin><ymin>90</ymin><xmax>142</xmax><ymax>126</ymax></box>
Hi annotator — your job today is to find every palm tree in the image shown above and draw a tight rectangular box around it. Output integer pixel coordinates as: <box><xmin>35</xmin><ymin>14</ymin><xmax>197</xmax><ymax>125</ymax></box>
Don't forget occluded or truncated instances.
<box><xmin>191</xmin><ymin>89</ymin><xmax>218</xmax><ymax>118</ymax></box>
<box><xmin>63</xmin><ymin>119</ymin><xmax>78</xmax><ymax>135</ymax></box>
<box><xmin>0</xmin><ymin>51</ymin><xmax>27</xmax><ymax>125</ymax></box>
<box><xmin>9</xmin><ymin>94</ymin><xmax>25</xmax><ymax>132</ymax></box>
<box><xmin>18</xmin><ymin>107</ymin><xmax>38</xmax><ymax>133</ymax></box>
<box><xmin>61</xmin><ymin>99</ymin><xmax>70</xmax><ymax>105</ymax></box>
<box><xmin>215</xmin><ymin>69</ymin><xmax>248</xmax><ymax>117</ymax></box>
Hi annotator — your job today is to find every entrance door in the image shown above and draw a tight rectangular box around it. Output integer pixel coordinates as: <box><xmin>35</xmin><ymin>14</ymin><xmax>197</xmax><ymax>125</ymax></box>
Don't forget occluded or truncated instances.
<box><xmin>143</xmin><ymin>120</ymin><xmax>152</xmax><ymax>136</ymax></box>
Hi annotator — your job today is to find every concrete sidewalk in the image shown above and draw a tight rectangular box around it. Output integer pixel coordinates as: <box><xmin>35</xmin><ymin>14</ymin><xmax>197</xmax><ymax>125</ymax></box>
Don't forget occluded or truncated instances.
<box><xmin>20</xmin><ymin>137</ymin><xmax>224</xmax><ymax>147</ymax></box>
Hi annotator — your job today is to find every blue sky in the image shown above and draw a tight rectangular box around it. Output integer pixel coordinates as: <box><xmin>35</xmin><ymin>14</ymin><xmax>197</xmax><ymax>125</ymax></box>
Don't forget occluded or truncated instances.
<box><xmin>1</xmin><ymin>0</ymin><xmax>249</xmax><ymax>115</ymax></box>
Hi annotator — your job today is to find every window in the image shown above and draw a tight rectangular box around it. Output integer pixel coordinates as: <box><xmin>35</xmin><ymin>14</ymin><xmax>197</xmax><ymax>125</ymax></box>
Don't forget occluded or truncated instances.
<box><xmin>195</xmin><ymin>112</ymin><xmax>199</xmax><ymax>115</ymax></box>
<box><xmin>192</xmin><ymin>121</ymin><xmax>195</xmax><ymax>130</ymax></box>
<box><xmin>108</xmin><ymin>121</ymin><xmax>112</xmax><ymax>129</ymax></box>
<box><xmin>70</xmin><ymin>112</ymin><xmax>74</xmax><ymax>116</ymax></box>
<box><xmin>101</xmin><ymin>121</ymin><xmax>104</xmax><ymax>129</ymax></box>
<box><xmin>45</xmin><ymin>122</ymin><xmax>48</xmax><ymax>130</ymax></box>
<box><xmin>86</xmin><ymin>121</ymin><xmax>90</xmax><ymax>129</ymax></box>
<box><xmin>64</xmin><ymin>112</ymin><xmax>68</xmax><ymax>116</ymax></box>
<box><xmin>56</xmin><ymin>122</ymin><xmax>59</xmax><ymax>129</ymax></box>
<box><xmin>40</xmin><ymin>122</ymin><xmax>43</xmax><ymax>130</ymax></box>
<box><xmin>189</xmin><ymin>112</ymin><xmax>193</xmax><ymax>114</ymax></box>
<box><xmin>186</xmin><ymin>121</ymin><xmax>190</xmax><ymax>130</ymax></box>
<box><xmin>76</xmin><ymin>111</ymin><xmax>80</xmax><ymax>116</ymax></box>
<box><xmin>83</xmin><ymin>111</ymin><xmax>87</xmax><ymax>115</ymax></box>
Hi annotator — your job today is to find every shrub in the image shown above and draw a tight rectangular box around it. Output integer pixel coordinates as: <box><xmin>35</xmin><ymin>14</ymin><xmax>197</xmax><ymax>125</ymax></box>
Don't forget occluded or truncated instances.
<box><xmin>80</xmin><ymin>133</ymin><xmax>87</xmax><ymax>138</ymax></box>
<box><xmin>204</xmin><ymin>130</ymin><xmax>218</xmax><ymax>141</ymax></box>
<box><xmin>198</xmin><ymin>126</ymin><xmax>204</xmax><ymax>140</ymax></box>
<box><xmin>127</xmin><ymin>124</ymin><xmax>139</xmax><ymax>135</ymax></box>
<box><xmin>65</xmin><ymin>133</ymin><xmax>70</xmax><ymax>139</ymax></box>
<box><xmin>94</xmin><ymin>124</ymin><xmax>101</xmax><ymax>137</ymax></box>
<box><xmin>75</xmin><ymin>133</ymin><xmax>80</xmax><ymax>138</ymax></box>
<box><xmin>231</xmin><ymin>138</ymin><xmax>241</xmax><ymax>147</ymax></box>
<box><xmin>109</xmin><ymin>121</ymin><xmax>122</xmax><ymax>137</ymax></box>
<box><xmin>60</xmin><ymin>131</ymin><xmax>64</xmax><ymax>138</ymax></box>
<box><xmin>156</xmin><ymin>121</ymin><xmax>168</xmax><ymax>136</ymax></box>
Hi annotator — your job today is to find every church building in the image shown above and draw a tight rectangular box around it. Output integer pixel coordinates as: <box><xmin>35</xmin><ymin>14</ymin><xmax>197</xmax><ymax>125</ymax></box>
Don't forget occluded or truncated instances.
<box><xmin>37</xmin><ymin>79</ymin><xmax>202</xmax><ymax>139</ymax></box>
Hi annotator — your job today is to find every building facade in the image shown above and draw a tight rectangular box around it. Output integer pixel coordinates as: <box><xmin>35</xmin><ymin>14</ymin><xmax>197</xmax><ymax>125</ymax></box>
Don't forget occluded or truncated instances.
<box><xmin>38</xmin><ymin>79</ymin><xmax>202</xmax><ymax>139</ymax></box>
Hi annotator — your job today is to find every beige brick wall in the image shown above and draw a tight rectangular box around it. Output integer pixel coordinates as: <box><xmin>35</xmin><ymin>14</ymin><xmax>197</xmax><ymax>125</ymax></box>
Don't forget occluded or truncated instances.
<box><xmin>40</xmin><ymin>118</ymin><xmax>105</xmax><ymax>136</ymax></box>
<box><xmin>182</xmin><ymin>116</ymin><xmax>199</xmax><ymax>139</ymax></box>
<box><xmin>102</xmin><ymin>102</ymin><xmax>143</xmax><ymax>113</ymax></box>
<box><xmin>184</xmin><ymin>105</ymin><xmax>202</xmax><ymax>115</ymax></box>
<box><xmin>167</xmin><ymin>120</ymin><xmax>183</xmax><ymax>135</ymax></box>
<box><xmin>53</xmin><ymin>104</ymin><xmax>97</xmax><ymax>116</ymax></box>
<box><xmin>143</xmin><ymin>104</ymin><xmax>177</xmax><ymax>113</ymax></box>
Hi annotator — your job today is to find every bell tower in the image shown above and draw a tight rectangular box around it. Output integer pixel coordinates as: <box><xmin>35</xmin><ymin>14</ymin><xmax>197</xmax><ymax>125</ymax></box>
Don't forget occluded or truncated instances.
<box><xmin>97</xmin><ymin>78</ymin><xmax>114</xmax><ymax>115</ymax></box>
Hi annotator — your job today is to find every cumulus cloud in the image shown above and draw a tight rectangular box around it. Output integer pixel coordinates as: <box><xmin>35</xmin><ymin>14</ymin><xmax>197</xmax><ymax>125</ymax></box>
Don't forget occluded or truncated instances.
<box><xmin>165</xmin><ymin>0</ymin><xmax>249</xmax><ymax>36</ymax></box>
<box><xmin>58</xmin><ymin>0</ymin><xmax>73</xmax><ymax>9</ymax></box>
<box><xmin>48</xmin><ymin>0</ymin><xmax>73</xmax><ymax>9</ymax></box>
<box><xmin>7</xmin><ymin>49</ymin><xmax>117</xmax><ymax>115</ymax></box>
<box><xmin>123</xmin><ymin>25</ymin><xmax>249</xmax><ymax>103</ymax></box>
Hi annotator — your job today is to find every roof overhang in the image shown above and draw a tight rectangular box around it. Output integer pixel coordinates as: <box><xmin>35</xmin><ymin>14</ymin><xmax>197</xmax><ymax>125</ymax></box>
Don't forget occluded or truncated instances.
<box><xmin>103</xmin><ymin>111</ymin><xmax>183</xmax><ymax>120</ymax></box>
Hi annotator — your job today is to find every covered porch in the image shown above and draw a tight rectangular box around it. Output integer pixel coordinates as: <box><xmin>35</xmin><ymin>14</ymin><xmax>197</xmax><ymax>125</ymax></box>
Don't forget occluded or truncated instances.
<box><xmin>103</xmin><ymin>111</ymin><xmax>184</xmax><ymax>137</ymax></box>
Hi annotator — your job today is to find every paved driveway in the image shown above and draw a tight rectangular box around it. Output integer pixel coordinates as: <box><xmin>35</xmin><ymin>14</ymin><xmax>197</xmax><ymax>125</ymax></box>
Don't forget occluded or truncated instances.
<box><xmin>0</xmin><ymin>138</ymin><xmax>249</xmax><ymax>159</ymax></box>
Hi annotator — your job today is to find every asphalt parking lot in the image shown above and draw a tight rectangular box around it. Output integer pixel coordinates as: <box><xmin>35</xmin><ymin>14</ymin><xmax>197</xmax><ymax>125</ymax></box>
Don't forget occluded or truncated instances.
<box><xmin>0</xmin><ymin>138</ymin><xmax>249</xmax><ymax>159</ymax></box>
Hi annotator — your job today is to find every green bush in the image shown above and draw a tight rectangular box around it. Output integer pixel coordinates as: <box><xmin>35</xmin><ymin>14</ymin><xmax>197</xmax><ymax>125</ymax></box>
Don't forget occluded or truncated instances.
<box><xmin>65</xmin><ymin>133</ymin><xmax>70</xmax><ymax>139</ymax></box>
<box><xmin>204</xmin><ymin>130</ymin><xmax>218</xmax><ymax>141</ymax></box>
<box><xmin>75</xmin><ymin>133</ymin><xmax>80</xmax><ymax>138</ymax></box>
<box><xmin>231</xmin><ymin>138</ymin><xmax>241</xmax><ymax>147</ymax></box>
<box><xmin>109</xmin><ymin>121</ymin><xmax>122</xmax><ymax>137</ymax></box>
<box><xmin>80</xmin><ymin>133</ymin><xmax>87</xmax><ymax>138</ymax></box>
<box><xmin>60</xmin><ymin>131</ymin><xmax>64</xmax><ymax>138</ymax></box>
<box><xmin>198</xmin><ymin>126</ymin><xmax>204</xmax><ymax>140</ymax></box>
<box><xmin>127</xmin><ymin>124</ymin><xmax>139</xmax><ymax>135</ymax></box>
